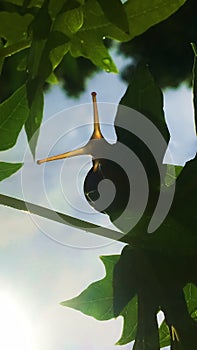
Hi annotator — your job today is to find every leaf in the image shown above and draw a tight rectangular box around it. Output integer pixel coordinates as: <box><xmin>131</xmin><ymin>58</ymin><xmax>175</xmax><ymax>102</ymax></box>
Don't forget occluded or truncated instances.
<box><xmin>184</xmin><ymin>283</ymin><xmax>197</xmax><ymax>320</ymax></box>
<box><xmin>0</xmin><ymin>85</ymin><xmax>29</xmax><ymax>151</ymax></box>
<box><xmin>70</xmin><ymin>31</ymin><xmax>118</xmax><ymax>73</ymax></box>
<box><xmin>27</xmin><ymin>0</ymin><xmax>52</xmax><ymax>80</ymax></box>
<box><xmin>164</xmin><ymin>164</ymin><xmax>183</xmax><ymax>187</ymax></box>
<box><xmin>61</xmin><ymin>255</ymin><xmax>119</xmax><ymax>320</ymax></box>
<box><xmin>113</xmin><ymin>246</ymin><xmax>161</xmax><ymax>349</ymax></box>
<box><xmin>116</xmin><ymin>295</ymin><xmax>138</xmax><ymax>345</ymax></box>
<box><xmin>48</xmin><ymin>0</ymin><xmax>65</xmax><ymax>19</ymax></box>
<box><xmin>109</xmin><ymin>63</ymin><xmax>169</xmax><ymax>233</ymax></box>
<box><xmin>170</xmin><ymin>155</ymin><xmax>197</xmax><ymax>235</ymax></box>
<box><xmin>25</xmin><ymin>34</ymin><xmax>68</xmax><ymax>156</ymax></box>
<box><xmin>0</xmin><ymin>162</ymin><xmax>23</xmax><ymax>182</ymax></box>
<box><xmin>25</xmin><ymin>85</ymin><xmax>44</xmax><ymax>158</ymax></box>
<box><xmin>46</xmin><ymin>72</ymin><xmax>58</xmax><ymax>84</ymax></box>
<box><xmin>97</xmin><ymin>0</ymin><xmax>129</xmax><ymax>34</ymax></box>
<box><xmin>191</xmin><ymin>42</ymin><xmax>197</xmax><ymax>133</ymax></box>
<box><xmin>25</xmin><ymin>0</ymin><xmax>69</xmax><ymax>156</ymax></box>
<box><xmin>0</xmin><ymin>12</ymin><xmax>33</xmax><ymax>45</ymax></box>
<box><xmin>124</xmin><ymin>0</ymin><xmax>187</xmax><ymax>40</ymax></box>
<box><xmin>54</xmin><ymin>7</ymin><xmax>84</xmax><ymax>35</ymax></box>
<box><xmin>159</xmin><ymin>320</ymin><xmax>171</xmax><ymax>348</ymax></box>
<box><xmin>61</xmin><ymin>252</ymin><xmax>138</xmax><ymax>344</ymax></box>
<box><xmin>118</xmin><ymin>63</ymin><xmax>169</xmax><ymax>142</ymax></box>
<box><xmin>3</xmin><ymin>0</ymin><xmax>24</xmax><ymax>5</ymax></box>
<box><xmin>64</xmin><ymin>0</ymin><xmax>187</xmax><ymax>72</ymax></box>
<box><xmin>113</xmin><ymin>246</ymin><xmax>137</xmax><ymax>317</ymax></box>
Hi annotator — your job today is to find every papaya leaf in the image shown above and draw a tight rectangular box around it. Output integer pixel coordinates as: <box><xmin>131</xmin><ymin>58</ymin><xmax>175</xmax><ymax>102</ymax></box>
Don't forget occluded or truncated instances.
<box><xmin>124</xmin><ymin>0</ymin><xmax>187</xmax><ymax>40</ymax></box>
<box><xmin>0</xmin><ymin>85</ymin><xmax>29</xmax><ymax>151</ymax></box>
<box><xmin>164</xmin><ymin>164</ymin><xmax>183</xmax><ymax>187</ymax></box>
<box><xmin>25</xmin><ymin>85</ymin><xmax>44</xmax><ymax>158</ymax></box>
<box><xmin>54</xmin><ymin>7</ymin><xmax>84</xmax><ymax>35</ymax></box>
<box><xmin>109</xmin><ymin>63</ymin><xmax>170</xmax><ymax>234</ymax></box>
<box><xmin>118</xmin><ymin>63</ymin><xmax>169</xmax><ymax>143</ymax></box>
<box><xmin>191</xmin><ymin>42</ymin><xmax>197</xmax><ymax>133</ymax></box>
<box><xmin>48</xmin><ymin>0</ymin><xmax>66</xmax><ymax>19</ymax></box>
<box><xmin>159</xmin><ymin>320</ymin><xmax>171</xmax><ymax>348</ymax></box>
<box><xmin>64</xmin><ymin>0</ymin><xmax>187</xmax><ymax>72</ymax></box>
<box><xmin>113</xmin><ymin>246</ymin><xmax>137</xmax><ymax>317</ymax></box>
<box><xmin>169</xmin><ymin>155</ymin><xmax>197</xmax><ymax>234</ymax></box>
<box><xmin>61</xmin><ymin>255</ymin><xmax>119</xmax><ymax>320</ymax></box>
<box><xmin>46</xmin><ymin>72</ymin><xmax>58</xmax><ymax>84</ymax></box>
<box><xmin>116</xmin><ymin>295</ymin><xmax>138</xmax><ymax>345</ymax></box>
<box><xmin>25</xmin><ymin>0</ymin><xmax>69</xmax><ymax>157</ymax></box>
<box><xmin>0</xmin><ymin>162</ymin><xmax>23</xmax><ymax>182</ymax></box>
<box><xmin>184</xmin><ymin>283</ymin><xmax>197</xmax><ymax>320</ymax></box>
<box><xmin>97</xmin><ymin>0</ymin><xmax>129</xmax><ymax>34</ymax></box>
<box><xmin>3</xmin><ymin>0</ymin><xmax>24</xmax><ymax>5</ymax></box>
<box><xmin>0</xmin><ymin>12</ymin><xmax>33</xmax><ymax>45</ymax></box>
<box><xmin>61</xmin><ymin>253</ymin><xmax>138</xmax><ymax>344</ymax></box>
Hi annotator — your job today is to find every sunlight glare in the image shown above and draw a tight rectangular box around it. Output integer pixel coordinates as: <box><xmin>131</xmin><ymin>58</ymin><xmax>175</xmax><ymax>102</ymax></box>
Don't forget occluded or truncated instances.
<box><xmin>0</xmin><ymin>290</ymin><xmax>36</xmax><ymax>350</ymax></box>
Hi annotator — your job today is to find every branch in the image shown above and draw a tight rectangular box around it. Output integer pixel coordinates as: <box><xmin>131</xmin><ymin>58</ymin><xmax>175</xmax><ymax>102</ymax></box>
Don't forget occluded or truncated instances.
<box><xmin>0</xmin><ymin>194</ymin><xmax>124</xmax><ymax>241</ymax></box>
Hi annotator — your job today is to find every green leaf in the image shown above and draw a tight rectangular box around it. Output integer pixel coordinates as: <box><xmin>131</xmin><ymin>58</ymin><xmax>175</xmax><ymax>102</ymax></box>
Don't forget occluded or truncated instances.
<box><xmin>25</xmin><ymin>0</ymin><xmax>69</xmax><ymax>156</ymax></box>
<box><xmin>48</xmin><ymin>0</ymin><xmax>65</xmax><ymax>19</ymax></box>
<box><xmin>118</xmin><ymin>63</ymin><xmax>169</xmax><ymax>143</ymax></box>
<box><xmin>184</xmin><ymin>283</ymin><xmax>197</xmax><ymax>320</ymax></box>
<box><xmin>46</xmin><ymin>72</ymin><xmax>58</xmax><ymax>84</ymax></box>
<box><xmin>54</xmin><ymin>7</ymin><xmax>84</xmax><ymax>35</ymax></box>
<box><xmin>97</xmin><ymin>0</ymin><xmax>129</xmax><ymax>34</ymax></box>
<box><xmin>0</xmin><ymin>12</ymin><xmax>33</xmax><ymax>45</ymax></box>
<box><xmin>3</xmin><ymin>0</ymin><xmax>24</xmax><ymax>5</ymax></box>
<box><xmin>25</xmin><ymin>85</ymin><xmax>44</xmax><ymax>158</ymax></box>
<box><xmin>0</xmin><ymin>85</ymin><xmax>29</xmax><ymax>151</ymax></box>
<box><xmin>159</xmin><ymin>320</ymin><xmax>171</xmax><ymax>348</ymax></box>
<box><xmin>125</xmin><ymin>0</ymin><xmax>187</xmax><ymax>40</ymax></box>
<box><xmin>170</xmin><ymin>156</ymin><xmax>197</xmax><ymax>235</ymax></box>
<box><xmin>110</xmin><ymin>63</ymin><xmax>169</xmax><ymax>233</ymax></box>
<box><xmin>164</xmin><ymin>164</ymin><xmax>183</xmax><ymax>187</ymax></box>
<box><xmin>64</xmin><ymin>0</ymin><xmax>187</xmax><ymax>72</ymax></box>
<box><xmin>191</xmin><ymin>42</ymin><xmax>197</xmax><ymax>134</ymax></box>
<box><xmin>61</xmin><ymin>252</ymin><xmax>138</xmax><ymax>344</ymax></box>
<box><xmin>0</xmin><ymin>162</ymin><xmax>23</xmax><ymax>182</ymax></box>
<box><xmin>25</xmin><ymin>31</ymin><xmax>69</xmax><ymax>157</ymax></box>
<box><xmin>116</xmin><ymin>295</ymin><xmax>138</xmax><ymax>345</ymax></box>
<box><xmin>113</xmin><ymin>246</ymin><xmax>137</xmax><ymax>317</ymax></box>
<box><xmin>61</xmin><ymin>255</ymin><xmax>119</xmax><ymax>320</ymax></box>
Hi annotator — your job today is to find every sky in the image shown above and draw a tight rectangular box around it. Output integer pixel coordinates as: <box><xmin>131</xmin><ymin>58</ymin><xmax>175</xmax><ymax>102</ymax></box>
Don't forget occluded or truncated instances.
<box><xmin>0</xmin><ymin>47</ymin><xmax>196</xmax><ymax>350</ymax></box>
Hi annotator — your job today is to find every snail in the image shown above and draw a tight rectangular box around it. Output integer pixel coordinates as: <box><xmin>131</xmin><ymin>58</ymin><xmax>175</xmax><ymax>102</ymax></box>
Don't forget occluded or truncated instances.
<box><xmin>37</xmin><ymin>91</ymin><xmax>162</xmax><ymax>233</ymax></box>
<box><xmin>37</xmin><ymin>92</ymin><xmax>130</xmax><ymax>228</ymax></box>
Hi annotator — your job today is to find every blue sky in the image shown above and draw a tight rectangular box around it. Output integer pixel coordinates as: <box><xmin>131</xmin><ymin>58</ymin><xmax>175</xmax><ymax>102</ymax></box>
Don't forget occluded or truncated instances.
<box><xmin>0</xmin><ymin>48</ymin><xmax>196</xmax><ymax>349</ymax></box>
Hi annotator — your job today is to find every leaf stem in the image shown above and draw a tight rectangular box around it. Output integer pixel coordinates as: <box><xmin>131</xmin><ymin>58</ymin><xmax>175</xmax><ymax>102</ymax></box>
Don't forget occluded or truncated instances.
<box><xmin>0</xmin><ymin>194</ymin><xmax>124</xmax><ymax>241</ymax></box>
<box><xmin>191</xmin><ymin>42</ymin><xmax>197</xmax><ymax>57</ymax></box>
<box><xmin>191</xmin><ymin>42</ymin><xmax>197</xmax><ymax>134</ymax></box>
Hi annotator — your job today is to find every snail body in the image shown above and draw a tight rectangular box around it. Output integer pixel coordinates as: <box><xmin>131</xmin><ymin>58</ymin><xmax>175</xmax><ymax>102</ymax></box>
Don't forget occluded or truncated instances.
<box><xmin>37</xmin><ymin>91</ymin><xmax>160</xmax><ymax>232</ymax></box>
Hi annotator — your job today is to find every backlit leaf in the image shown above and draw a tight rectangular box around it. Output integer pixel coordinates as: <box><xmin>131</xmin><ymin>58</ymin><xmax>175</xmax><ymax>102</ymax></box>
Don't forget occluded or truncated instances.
<box><xmin>0</xmin><ymin>162</ymin><xmax>23</xmax><ymax>182</ymax></box>
<box><xmin>0</xmin><ymin>85</ymin><xmax>29</xmax><ymax>151</ymax></box>
<box><xmin>184</xmin><ymin>283</ymin><xmax>197</xmax><ymax>320</ymax></box>
<box><xmin>61</xmin><ymin>255</ymin><xmax>119</xmax><ymax>320</ymax></box>
<box><xmin>0</xmin><ymin>12</ymin><xmax>33</xmax><ymax>45</ymax></box>
<box><xmin>66</xmin><ymin>0</ymin><xmax>187</xmax><ymax>71</ymax></box>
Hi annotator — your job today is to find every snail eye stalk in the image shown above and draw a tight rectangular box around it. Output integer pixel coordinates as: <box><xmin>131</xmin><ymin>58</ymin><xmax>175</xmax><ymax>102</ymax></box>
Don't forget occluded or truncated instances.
<box><xmin>37</xmin><ymin>92</ymin><xmax>104</xmax><ymax>165</ymax></box>
<box><xmin>91</xmin><ymin>92</ymin><xmax>104</xmax><ymax>140</ymax></box>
